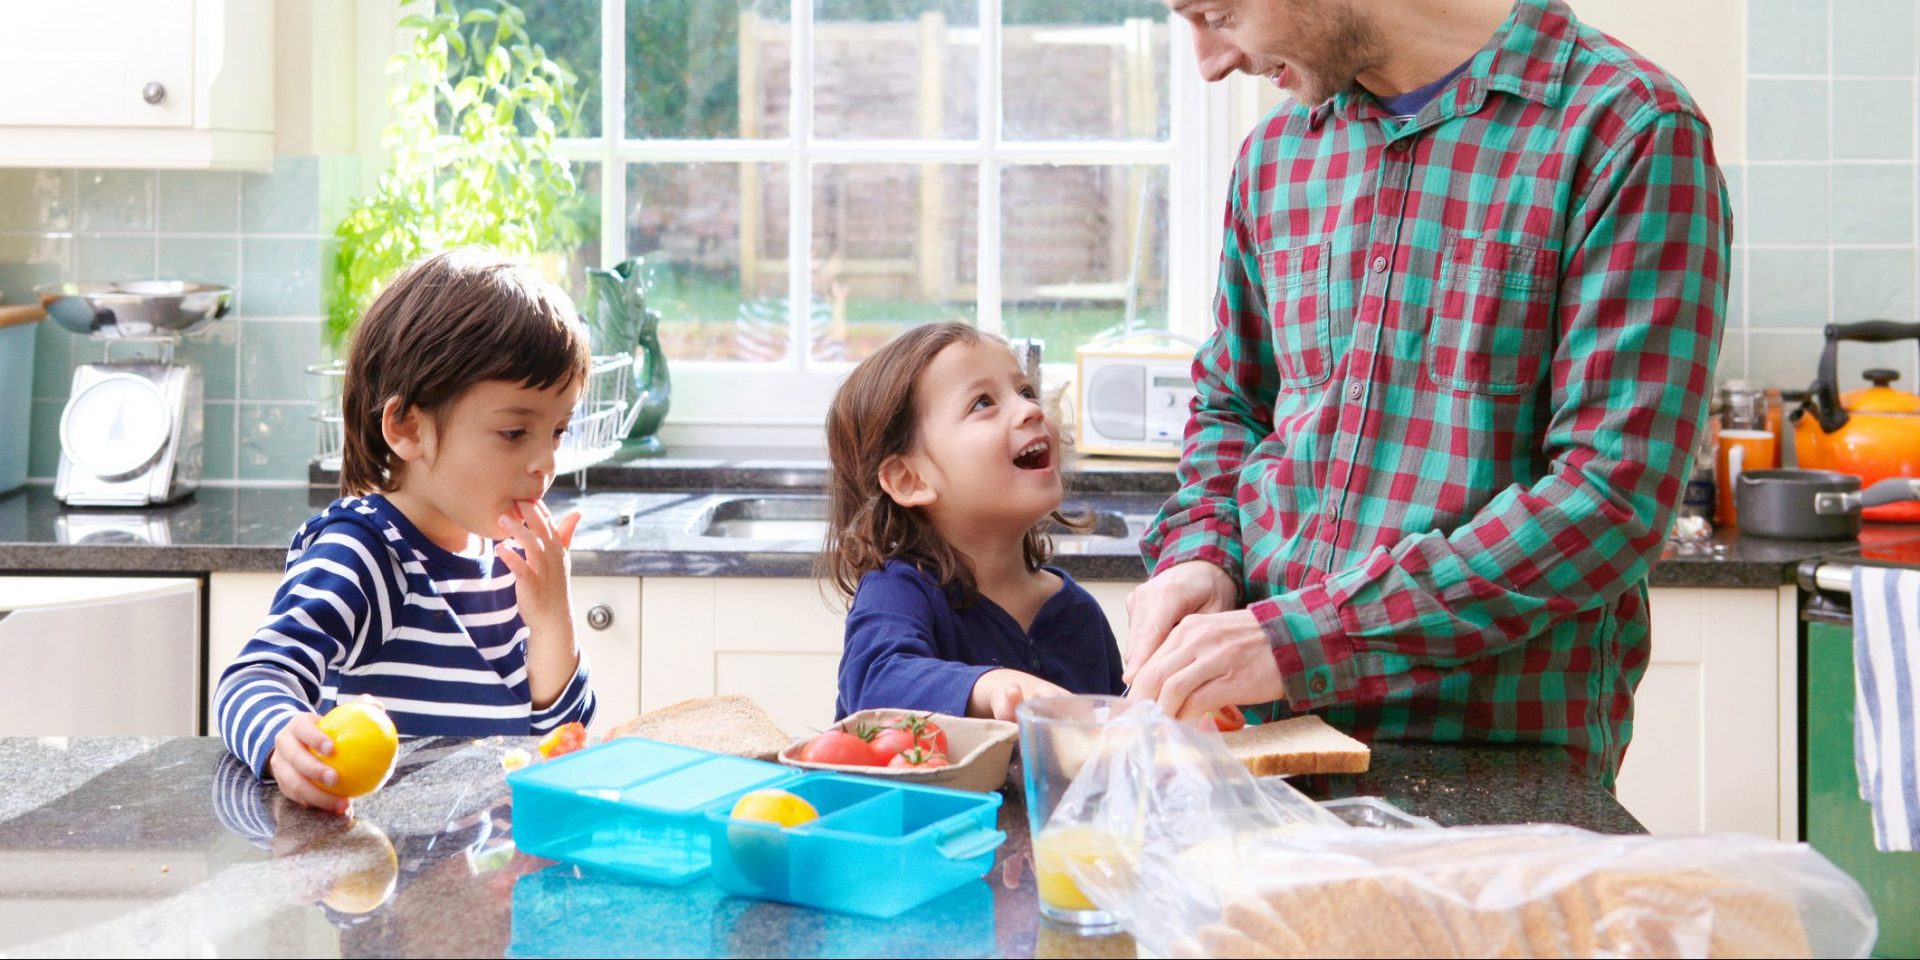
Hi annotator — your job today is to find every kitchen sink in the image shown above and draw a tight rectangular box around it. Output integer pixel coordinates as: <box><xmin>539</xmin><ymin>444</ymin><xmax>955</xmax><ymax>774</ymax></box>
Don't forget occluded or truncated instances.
<box><xmin>689</xmin><ymin>495</ymin><xmax>1132</xmax><ymax>543</ymax></box>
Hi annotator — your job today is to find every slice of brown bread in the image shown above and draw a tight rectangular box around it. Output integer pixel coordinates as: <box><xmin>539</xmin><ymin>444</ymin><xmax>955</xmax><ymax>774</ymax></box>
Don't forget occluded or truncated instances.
<box><xmin>600</xmin><ymin>694</ymin><xmax>791</xmax><ymax>761</ymax></box>
<box><xmin>1222</xmin><ymin>715</ymin><xmax>1370</xmax><ymax>777</ymax></box>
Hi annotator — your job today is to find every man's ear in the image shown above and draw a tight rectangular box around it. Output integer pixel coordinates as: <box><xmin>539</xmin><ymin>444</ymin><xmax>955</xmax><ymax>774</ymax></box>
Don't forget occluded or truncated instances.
<box><xmin>381</xmin><ymin>397</ymin><xmax>430</xmax><ymax>464</ymax></box>
<box><xmin>877</xmin><ymin>453</ymin><xmax>936</xmax><ymax>509</ymax></box>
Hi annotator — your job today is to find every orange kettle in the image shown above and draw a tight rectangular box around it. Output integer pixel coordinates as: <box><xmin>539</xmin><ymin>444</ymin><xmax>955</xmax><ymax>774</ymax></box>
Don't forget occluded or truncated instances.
<box><xmin>1792</xmin><ymin>320</ymin><xmax>1920</xmax><ymax>522</ymax></box>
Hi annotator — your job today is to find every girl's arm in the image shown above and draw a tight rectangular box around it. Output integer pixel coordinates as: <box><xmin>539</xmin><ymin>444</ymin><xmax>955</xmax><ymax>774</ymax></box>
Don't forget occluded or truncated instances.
<box><xmin>839</xmin><ymin>572</ymin><xmax>995</xmax><ymax>719</ymax></box>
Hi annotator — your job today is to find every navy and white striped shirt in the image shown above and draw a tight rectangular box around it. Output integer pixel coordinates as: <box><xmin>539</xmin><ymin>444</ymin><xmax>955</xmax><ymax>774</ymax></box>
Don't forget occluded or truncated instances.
<box><xmin>216</xmin><ymin>495</ymin><xmax>595</xmax><ymax>777</ymax></box>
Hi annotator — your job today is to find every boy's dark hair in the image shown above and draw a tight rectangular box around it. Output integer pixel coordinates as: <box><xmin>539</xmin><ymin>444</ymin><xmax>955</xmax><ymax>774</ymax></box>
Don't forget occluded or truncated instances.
<box><xmin>339</xmin><ymin>248</ymin><xmax>592</xmax><ymax>496</ymax></box>
<box><xmin>818</xmin><ymin>321</ymin><xmax>1078</xmax><ymax>606</ymax></box>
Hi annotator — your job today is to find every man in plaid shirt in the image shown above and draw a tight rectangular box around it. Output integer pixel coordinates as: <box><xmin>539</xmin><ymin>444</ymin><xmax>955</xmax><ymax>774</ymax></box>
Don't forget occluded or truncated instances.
<box><xmin>1125</xmin><ymin>0</ymin><xmax>1729</xmax><ymax>782</ymax></box>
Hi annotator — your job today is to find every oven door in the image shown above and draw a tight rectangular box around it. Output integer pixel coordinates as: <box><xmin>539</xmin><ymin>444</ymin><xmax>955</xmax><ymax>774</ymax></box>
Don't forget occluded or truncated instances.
<box><xmin>1800</xmin><ymin>561</ymin><xmax>1920</xmax><ymax>958</ymax></box>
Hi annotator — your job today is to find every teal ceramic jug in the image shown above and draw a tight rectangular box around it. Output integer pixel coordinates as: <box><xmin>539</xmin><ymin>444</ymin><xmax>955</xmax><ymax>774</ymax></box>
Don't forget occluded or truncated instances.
<box><xmin>586</xmin><ymin>258</ymin><xmax>671</xmax><ymax>457</ymax></box>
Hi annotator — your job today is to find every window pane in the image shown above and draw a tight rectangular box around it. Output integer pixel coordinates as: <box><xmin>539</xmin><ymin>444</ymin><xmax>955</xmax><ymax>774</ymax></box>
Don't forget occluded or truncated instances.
<box><xmin>518</xmin><ymin>0</ymin><xmax>602</xmax><ymax>137</ymax></box>
<box><xmin>627</xmin><ymin>0</ymin><xmax>791</xmax><ymax>139</ymax></box>
<box><xmin>627</xmin><ymin>162</ymin><xmax>793</xmax><ymax>362</ymax></box>
<box><xmin>1002</xmin><ymin>1</ymin><xmax>1168</xmax><ymax>141</ymax></box>
<box><xmin>809</xmin><ymin>163</ymin><xmax>978</xmax><ymax>362</ymax></box>
<box><xmin>1000</xmin><ymin>164</ymin><xmax>1168</xmax><ymax>358</ymax></box>
<box><xmin>546</xmin><ymin>161</ymin><xmax>603</xmax><ymax>316</ymax></box>
<box><xmin>814</xmin><ymin>1</ymin><xmax>978</xmax><ymax>140</ymax></box>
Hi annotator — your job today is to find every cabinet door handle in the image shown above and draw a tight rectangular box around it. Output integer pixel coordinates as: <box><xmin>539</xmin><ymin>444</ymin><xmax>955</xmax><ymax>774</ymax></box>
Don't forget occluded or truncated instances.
<box><xmin>585</xmin><ymin>604</ymin><xmax>614</xmax><ymax>631</ymax></box>
<box><xmin>142</xmin><ymin>82</ymin><xmax>167</xmax><ymax>105</ymax></box>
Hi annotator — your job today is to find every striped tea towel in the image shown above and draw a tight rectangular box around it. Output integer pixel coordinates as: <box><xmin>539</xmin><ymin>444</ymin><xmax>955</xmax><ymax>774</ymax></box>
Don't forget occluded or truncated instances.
<box><xmin>1849</xmin><ymin>565</ymin><xmax>1920</xmax><ymax>852</ymax></box>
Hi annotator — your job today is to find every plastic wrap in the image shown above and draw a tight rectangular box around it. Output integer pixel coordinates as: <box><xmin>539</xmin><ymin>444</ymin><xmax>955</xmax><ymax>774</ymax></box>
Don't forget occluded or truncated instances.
<box><xmin>1043</xmin><ymin>704</ymin><xmax>1877</xmax><ymax>959</ymax></box>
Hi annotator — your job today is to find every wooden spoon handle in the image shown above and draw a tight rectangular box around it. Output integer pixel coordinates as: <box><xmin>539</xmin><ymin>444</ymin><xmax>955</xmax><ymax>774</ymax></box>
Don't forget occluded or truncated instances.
<box><xmin>0</xmin><ymin>304</ymin><xmax>47</xmax><ymax>330</ymax></box>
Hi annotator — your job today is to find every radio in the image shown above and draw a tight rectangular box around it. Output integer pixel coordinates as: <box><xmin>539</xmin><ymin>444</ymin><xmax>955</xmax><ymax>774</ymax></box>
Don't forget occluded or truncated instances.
<box><xmin>1073</xmin><ymin>332</ymin><xmax>1200</xmax><ymax>458</ymax></box>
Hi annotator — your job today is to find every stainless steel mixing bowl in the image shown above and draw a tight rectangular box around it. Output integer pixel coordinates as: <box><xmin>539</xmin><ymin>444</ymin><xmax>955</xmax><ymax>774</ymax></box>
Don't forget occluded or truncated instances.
<box><xmin>35</xmin><ymin>281</ymin><xmax>233</xmax><ymax>338</ymax></box>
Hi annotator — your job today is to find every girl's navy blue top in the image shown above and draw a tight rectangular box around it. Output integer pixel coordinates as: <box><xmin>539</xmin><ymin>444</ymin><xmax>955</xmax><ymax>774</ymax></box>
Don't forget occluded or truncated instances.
<box><xmin>834</xmin><ymin>559</ymin><xmax>1126</xmax><ymax>720</ymax></box>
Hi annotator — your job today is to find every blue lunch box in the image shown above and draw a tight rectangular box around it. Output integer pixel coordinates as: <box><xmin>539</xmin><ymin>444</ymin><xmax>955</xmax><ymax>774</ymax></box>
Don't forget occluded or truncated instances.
<box><xmin>508</xmin><ymin>737</ymin><xmax>1005</xmax><ymax>918</ymax></box>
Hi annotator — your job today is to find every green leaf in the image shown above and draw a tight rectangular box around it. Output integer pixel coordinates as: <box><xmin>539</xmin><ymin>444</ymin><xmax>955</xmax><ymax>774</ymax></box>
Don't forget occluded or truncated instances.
<box><xmin>460</xmin><ymin>8</ymin><xmax>496</xmax><ymax>24</ymax></box>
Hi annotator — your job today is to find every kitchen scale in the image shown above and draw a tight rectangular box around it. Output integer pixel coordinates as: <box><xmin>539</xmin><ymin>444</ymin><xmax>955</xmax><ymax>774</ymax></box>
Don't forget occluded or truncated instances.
<box><xmin>36</xmin><ymin>281</ymin><xmax>231</xmax><ymax>507</ymax></box>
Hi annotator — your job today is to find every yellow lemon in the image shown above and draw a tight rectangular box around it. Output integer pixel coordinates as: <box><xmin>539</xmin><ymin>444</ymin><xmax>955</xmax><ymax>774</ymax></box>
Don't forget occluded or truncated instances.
<box><xmin>728</xmin><ymin>789</ymin><xmax>819</xmax><ymax>827</ymax></box>
<box><xmin>312</xmin><ymin>701</ymin><xmax>399</xmax><ymax>799</ymax></box>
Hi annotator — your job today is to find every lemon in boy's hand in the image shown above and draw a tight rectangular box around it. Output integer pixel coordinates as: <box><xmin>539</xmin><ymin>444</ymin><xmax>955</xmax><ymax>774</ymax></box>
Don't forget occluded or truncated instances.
<box><xmin>311</xmin><ymin>700</ymin><xmax>399</xmax><ymax>799</ymax></box>
<box><xmin>729</xmin><ymin>789</ymin><xmax>819</xmax><ymax>827</ymax></box>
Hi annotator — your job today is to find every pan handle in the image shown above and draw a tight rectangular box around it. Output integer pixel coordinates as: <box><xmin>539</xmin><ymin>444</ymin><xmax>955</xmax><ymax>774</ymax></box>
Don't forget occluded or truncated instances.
<box><xmin>1809</xmin><ymin>320</ymin><xmax>1920</xmax><ymax>433</ymax></box>
<box><xmin>1860</xmin><ymin>476</ymin><xmax>1920</xmax><ymax>509</ymax></box>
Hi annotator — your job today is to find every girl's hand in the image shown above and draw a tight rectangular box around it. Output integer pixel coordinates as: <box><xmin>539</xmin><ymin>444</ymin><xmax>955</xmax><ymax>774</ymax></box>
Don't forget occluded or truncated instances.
<box><xmin>967</xmin><ymin>669</ymin><xmax>1069</xmax><ymax>721</ymax></box>
<box><xmin>268</xmin><ymin>712</ymin><xmax>350</xmax><ymax>815</ymax></box>
<box><xmin>495</xmin><ymin>499</ymin><xmax>580</xmax><ymax>636</ymax></box>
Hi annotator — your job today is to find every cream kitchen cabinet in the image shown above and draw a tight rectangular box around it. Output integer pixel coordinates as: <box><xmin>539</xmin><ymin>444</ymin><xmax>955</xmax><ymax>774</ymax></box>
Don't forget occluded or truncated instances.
<box><xmin>1615</xmin><ymin>585</ymin><xmax>1798</xmax><ymax>840</ymax></box>
<box><xmin>638</xmin><ymin>577</ymin><xmax>1138</xmax><ymax>737</ymax></box>
<box><xmin>207</xmin><ymin>573</ymin><xmax>640</xmax><ymax>738</ymax></box>
<box><xmin>0</xmin><ymin>0</ymin><xmax>273</xmax><ymax>170</ymax></box>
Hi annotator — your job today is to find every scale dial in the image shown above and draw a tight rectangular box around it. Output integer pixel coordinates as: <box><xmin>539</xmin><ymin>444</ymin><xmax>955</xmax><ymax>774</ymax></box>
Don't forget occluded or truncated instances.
<box><xmin>60</xmin><ymin>373</ymin><xmax>172</xmax><ymax>479</ymax></box>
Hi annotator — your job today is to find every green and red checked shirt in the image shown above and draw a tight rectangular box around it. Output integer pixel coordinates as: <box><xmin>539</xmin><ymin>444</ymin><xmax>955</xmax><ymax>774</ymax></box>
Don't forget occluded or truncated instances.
<box><xmin>1141</xmin><ymin>0</ymin><xmax>1730</xmax><ymax>781</ymax></box>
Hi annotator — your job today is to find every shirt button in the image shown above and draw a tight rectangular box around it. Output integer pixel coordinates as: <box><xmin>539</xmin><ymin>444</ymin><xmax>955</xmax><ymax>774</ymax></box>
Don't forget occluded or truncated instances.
<box><xmin>1310</xmin><ymin>674</ymin><xmax>1329</xmax><ymax>694</ymax></box>
<box><xmin>1346</xmin><ymin>381</ymin><xmax>1362</xmax><ymax>401</ymax></box>
<box><xmin>1371</xmin><ymin>255</ymin><xmax>1389</xmax><ymax>273</ymax></box>
<box><xmin>1389</xmin><ymin>139</ymin><xmax>1411</xmax><ymax>153</ymax></box>
<box><xmin>1324</xmin><ymin>501</ymin><xmax>1337</xmax><ymax>517</ymax></box>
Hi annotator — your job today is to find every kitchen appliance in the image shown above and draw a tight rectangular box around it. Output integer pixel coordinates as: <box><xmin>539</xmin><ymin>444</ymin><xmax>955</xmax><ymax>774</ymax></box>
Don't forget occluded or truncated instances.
<box><xmin>1797</xmin><ymin>560</ymin><xmax>1920</xmax><ymax>957</ymax></box>
<box><xmin>35</xmin><ymin>281</ymin><xmax>231</xmax><ymax>507</ymax></box>
<box><xmin>1792</xmin><ymin>320</ymin><xmax>1920</xmax><ymax>522</ymax></box>
<box><xmin>1735</xmin><ymin>470</ymin><xmax>1920</xmax><ymax>540</ymax></box>
<box><xmin>1074</xmin><ymin>332</ymin><xmax>1200</xmax><ymax>458</ymax></box>
<box><xmin>0</xmin><ymin>576</ymin><xmax>200</xmax><ymax>736</ymax></box>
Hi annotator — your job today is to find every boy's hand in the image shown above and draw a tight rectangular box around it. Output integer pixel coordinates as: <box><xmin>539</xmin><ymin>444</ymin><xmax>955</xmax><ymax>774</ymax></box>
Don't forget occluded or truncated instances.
<box><xmin>268</xmin><ymin>712</ymin><xmax>350</xmax><ymax>815</ymax></box>
<box><xmin>497</xmin><ymin>499</ymin><xmax>581</xmax><ymax>708</ymax></box>
<box><xmin>967</xmin><ymin>669</ymin><xmax>1069</xmax><ymax>722</ymax></box>
<box><xmin>495</xmin><ymin>499</ymin><xmax>580</xmax><ymax>635</ymax></box>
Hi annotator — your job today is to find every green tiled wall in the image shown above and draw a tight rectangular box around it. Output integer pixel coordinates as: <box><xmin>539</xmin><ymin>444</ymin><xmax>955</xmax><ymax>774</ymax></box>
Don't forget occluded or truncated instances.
<box><xmin>1739</xmin><ymin>0</ymin><xmax>1920</xmax><ymax>395</ymax></box>
<box><xmin>1</xmin><ymin>156</ymin><xmax>357</xmax><ymax>484</ymax></box>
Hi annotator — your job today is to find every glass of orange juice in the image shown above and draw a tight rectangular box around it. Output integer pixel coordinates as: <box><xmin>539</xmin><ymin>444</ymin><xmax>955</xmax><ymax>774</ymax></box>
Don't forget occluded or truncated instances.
<box><xmin>1017</xmin><ymin>694</ymin><xmax>1142</xmax><ymax>931</ymax></box>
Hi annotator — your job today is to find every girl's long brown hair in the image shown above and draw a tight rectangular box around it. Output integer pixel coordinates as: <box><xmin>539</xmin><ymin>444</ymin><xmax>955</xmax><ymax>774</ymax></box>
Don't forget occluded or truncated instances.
<box><xmin>817</xmin><ymin>322</ymin><xmax>1080</xmax><ymax>607</ymax></box>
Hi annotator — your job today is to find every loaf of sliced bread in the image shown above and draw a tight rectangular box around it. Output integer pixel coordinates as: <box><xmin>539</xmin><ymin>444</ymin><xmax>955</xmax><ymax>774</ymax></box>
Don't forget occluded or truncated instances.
<box><xmin>600</xmin><ymin>694</ymin><xmax>792</xmax><ymax>761</ymax></box>
<box><xmin>1222</xmin><ymin>714</ymin><xmax>1370</xmax><ymax>776</ymax></box>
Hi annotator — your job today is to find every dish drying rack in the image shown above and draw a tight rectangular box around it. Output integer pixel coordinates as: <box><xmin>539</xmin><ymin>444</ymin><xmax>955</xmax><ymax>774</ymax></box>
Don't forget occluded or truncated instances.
<box><xmin>310</xmin><ymin>353</ymin><xmax>643</xmax><ymax>489</ymax></box>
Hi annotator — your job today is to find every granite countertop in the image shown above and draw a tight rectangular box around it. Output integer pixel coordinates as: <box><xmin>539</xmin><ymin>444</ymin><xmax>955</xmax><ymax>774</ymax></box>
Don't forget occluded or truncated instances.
<box><xmin>0</xmin><ymin>736</ymin><xmax>1640</xmax><ymax>958</ymax></box>
<box><xmin>5</xmin><ymin>445</ymin><xmax>1916</xmax><ymax>586</ymax></box>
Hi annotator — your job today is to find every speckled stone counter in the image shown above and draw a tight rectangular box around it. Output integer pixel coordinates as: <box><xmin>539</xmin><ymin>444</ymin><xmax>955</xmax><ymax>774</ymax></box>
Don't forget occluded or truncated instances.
<box><xmin>309</xmin><ymin>445</ymin><xmax>1186</xmax><ymax>496</ymax></box>
<box><xmin>8</xmin><ymin>471</ymin><xmax>1911</xmax><ymax>586</ymax></box>
<box><xmin>0</xmin><ymin>736</ymin><xmax>1638</xmax><ymax>958</ymax></box>
<box><xmin>0</xmin><ymin>484</ymin><xmax>1159</xmax><ymax>581</ymax></box>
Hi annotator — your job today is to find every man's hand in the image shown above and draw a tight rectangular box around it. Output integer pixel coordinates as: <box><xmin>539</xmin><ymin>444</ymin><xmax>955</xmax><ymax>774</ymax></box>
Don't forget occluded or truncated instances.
<box><xmin>267</xmin><ymin>712</ymin><xmax>350</xmax><ymax>815</ymax></box>
<box><xmin>1123</xmin><ymin>560</ymin><xmax>1238</xmax><ymax>683</ymax></box>
<box><xmin>1124</xmin><ymin>608</ymin><xmax>1286</xmax><ymax>724</ymax></box>
<box><xmin>967</xmin><ymin>668</ymin><xmax>1069</xmax><ymax>721</ymax></box>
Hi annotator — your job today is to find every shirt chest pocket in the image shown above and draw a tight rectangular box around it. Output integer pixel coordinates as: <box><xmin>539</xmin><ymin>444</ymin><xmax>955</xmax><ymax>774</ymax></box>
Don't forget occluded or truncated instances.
<box><xmin>1261</xmin><ymin>240</ymin><xmax>1334</xmax><ymax>389</ymax></box>
<box><xmin>1426</xmin><ymin>235</ymin><xmax>1557</xmax><ymax>395</ymax></box>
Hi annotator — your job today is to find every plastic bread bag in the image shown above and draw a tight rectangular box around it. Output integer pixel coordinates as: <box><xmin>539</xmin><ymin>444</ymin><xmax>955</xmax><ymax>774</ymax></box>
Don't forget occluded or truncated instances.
<box><xmin>1043</xmin><ymin>704</ymin><xmax>1878</xmax><ymax>959</ymax></box>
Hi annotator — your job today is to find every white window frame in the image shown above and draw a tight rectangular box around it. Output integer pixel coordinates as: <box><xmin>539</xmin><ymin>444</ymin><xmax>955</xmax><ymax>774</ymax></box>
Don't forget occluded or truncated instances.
<box><xmin>368</xmin><ymin>0</ymin><xmax>1266</xmax><ymax>445</ymax></box>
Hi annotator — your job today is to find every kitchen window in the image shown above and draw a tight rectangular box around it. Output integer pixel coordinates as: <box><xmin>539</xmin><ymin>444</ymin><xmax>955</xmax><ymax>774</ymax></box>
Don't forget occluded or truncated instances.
<box><xmin>506</xmin><ymin>0</ymin><xmax>1241</xmax><ymax>437</ymax></box>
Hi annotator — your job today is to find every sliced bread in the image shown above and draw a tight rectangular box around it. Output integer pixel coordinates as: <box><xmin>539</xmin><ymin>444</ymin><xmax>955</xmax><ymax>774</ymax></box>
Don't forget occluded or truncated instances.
<box><xmin>1222</xmin><ymin>714</ymin><xmax>1370</xmax><ymax>777</ymax></box>
<box><xmin>600</xmin><ymin>694</ymin><xmax>791</xmax><ymax>761</ymax></box>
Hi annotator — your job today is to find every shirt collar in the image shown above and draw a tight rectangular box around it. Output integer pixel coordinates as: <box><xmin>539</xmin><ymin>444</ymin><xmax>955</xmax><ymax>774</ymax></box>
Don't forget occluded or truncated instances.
<box><xmin>1308</xmin><ymin>0</ymin><xmax>1577</xmax><ymax>130</ymax></box>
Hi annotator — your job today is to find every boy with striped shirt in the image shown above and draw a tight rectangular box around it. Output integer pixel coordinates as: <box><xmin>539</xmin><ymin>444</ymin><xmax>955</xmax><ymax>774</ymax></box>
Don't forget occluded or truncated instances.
<box><xmin>215</xmin><ymin>249</ymin><xmax>597</xmax><ymax>814</ymax></box>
